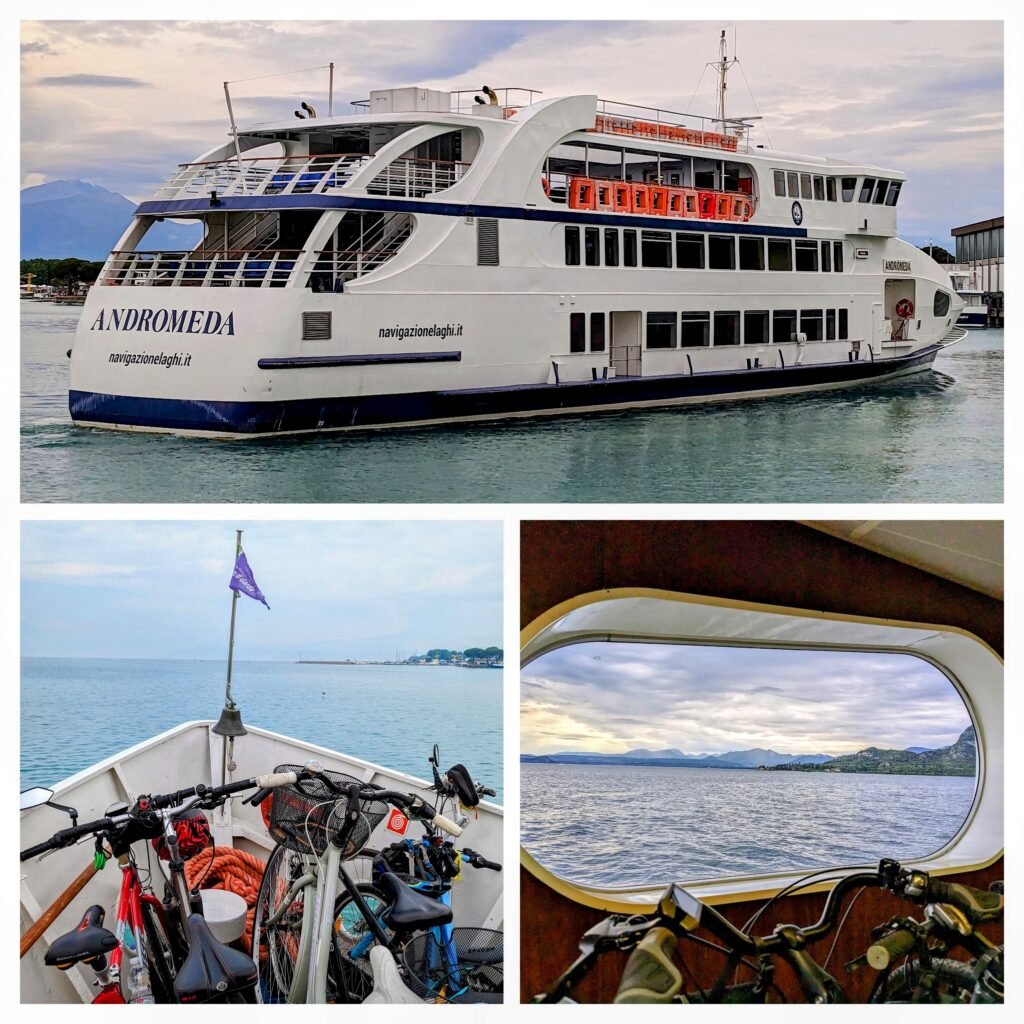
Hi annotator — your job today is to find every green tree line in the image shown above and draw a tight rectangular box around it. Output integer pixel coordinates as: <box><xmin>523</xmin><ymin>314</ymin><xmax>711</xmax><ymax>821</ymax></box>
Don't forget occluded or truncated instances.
<box><xmin>21</xmin><ymin>258</ymin><xmax>104</xmax><ymax>288</ymax></box>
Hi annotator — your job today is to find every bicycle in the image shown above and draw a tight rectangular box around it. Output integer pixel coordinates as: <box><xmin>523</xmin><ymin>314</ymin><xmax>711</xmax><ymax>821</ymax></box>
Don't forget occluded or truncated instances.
<box><xmin>851</xmin><ymin>874</ymin><xmax>1003</xmax><ymax>1003</ymax></box>
<box><xmin>250</xmin><ymin>767</ymin><xmax>463</xmax><ymax>1004</ymax></box>
<box><xmin>20</xmin><ymin>764</ymin><xmax>316</xmax><ymax>1003</ymax></box>
<box><xmin>536</xmin><ymin>858</ymin><xmax>1003</xmax><ymax>1004</ymax></box>
<box><xmin>330</xmin><ymin>746</ymin><xmax>503</xmax><ymax>1002</ymax></box>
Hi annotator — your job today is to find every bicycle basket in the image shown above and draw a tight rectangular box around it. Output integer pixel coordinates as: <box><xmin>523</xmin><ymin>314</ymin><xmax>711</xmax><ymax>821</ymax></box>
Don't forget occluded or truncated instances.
<box><xmin>267</xmin><ymin>765</ymin><xmax>388</xmax><ymax>859</ymax></box>
<box><xmin>401</xmin><ymin>927</ymin><xmax>503</xmax><ymax>1000</ymax></box>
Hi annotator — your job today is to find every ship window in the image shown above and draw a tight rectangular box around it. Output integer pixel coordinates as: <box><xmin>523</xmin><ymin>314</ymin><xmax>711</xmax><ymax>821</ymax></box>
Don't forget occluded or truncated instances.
<box><xmin>744</xmin><ymin>310</ymin><xmax>769</xmax><ymax>345</ymax></box>
<box><xmin>713</xmin><ymin>311</ymin><xmax>740</xmax><ymax>346</ymax></box>
<box><xmin>768</xmin><ymin>239</ymin><xmax>792</xmax><ymax>272</ymax></box>
<box><xmin>522</xmin><ymin>634</ymin><xmax>981</xmax><ymax>890</ymax></box>
<box><xmin>772</xmin><ymin>309</ymin><xmax>797</xmax><ymax>343</ymax></box>
<box><xmin>813</xmin><ymin>176</ymin><xmax>825</xmax><ymax>201</ymax></box>
<box><xmin>934</xmin><ymin>290</ymin><xmax>951</xmax><ymax>317</ymax></box>
<box><xmin>795</xmin><ymin>240</ymin><xmax>819</xmax><ymax>272</ymax></box>
<box><xmin>584</xmin><ymin>227</ymin><xmax>600</xmax><ymax>266</ymax></box>
<box><xmin>821</xmin><ymin>241</ymin><xmax>832</xmax><ymax>273</ymax></box>
<box><xmin>826</xmin><ymin>177</ymin><xmax>837</xmax><ymax>202</ymax></box>
<box><xmin>624</xmin><ymin>229</ymin><xmax>638</xmax><ymax>267</ymax></box>
<box><xmin>800</xmin><ymin>309</ymin><xmax>824</xmax><ymax>341</ymax></box>
<box><xmin>708</xmin><ymin>235</ymin><xmax>735</xmax><ymax>271</ymax></box>
<box><xmin>841</xmin><ymin>177</ymin><xmax>857</xmax><ymax>202</ymax></box>
<box><xmin>786</xmin><ymin>172</ymin><xmax>799</xmax><ymax>198</ymax></box>
<box><xmin>885</xmin><ymin>181</ymin><xmax>903</xmax><ymax>207</ymax></box>
<box><xmin>739</xmin><ymin>236</ymin><xmax>765</xmax><ymax>271</ymax></box>
<box><xmin>564</xmin><ymin>226</ymin><xmax>581</xmax><ymax>266</ymax></box>
<box><xmin>872</xmin><ymin>179</ymin><xmax>888</xmax><ymax>205</ymax></box>
<box><xmin>859</xmin><ymin>177</ymin><xmax>876</xmax><ymax>203</ymax></box>
<box><xmin>590</xmin><ymin>312</ymin><xmax>606</xmax><ymax>352</ymax></box>
<box><xmin>569</xmin><ymin>312</ymin><xmax>586</xmax><ymax>353</ymax></box>
<box><xmin>680</xmin><ymin>311</ymin><xmax>710</xmax><ymax>347</ymax></box>
<box><xmin>833</xmin><ymin>241</ymin><xmax>844</xmax><ymax>272</ymax></box>
<box><xmin>641</xmin><ymin>230</ymin><xmax>673</xmax><ymax>269</ymax></box>
<box><xmin>800</xmin><ymin>173</ymin><xmax>812</xmax><ymax>199</ymax></box>
<box><xmin>646</xmin><ymin>311</ymin><xmax>678</xmax><ymax>349</ymax></box>
<box><xmin>604</xmin><ymin>229</ymin><xmax>619</xmax><ymax>267</ymax></box>
<box><xmin>675</xmin><ymin>233</ymin><xmax>705</xmax><ymax>270</ymax></box>
<box><xmin>773</xmin><ymin>170</ymin><xmax>786</xmax><ymax>197</ymax></box>
<box><xmin>826</xmin><ymin>309</ymin><xmax>837</xmax><ymax>340</ymax></box>
<box><xmin>838</xmin><ymin>308</ymin><xmax>849</xmax><ymax>339</ymax></box>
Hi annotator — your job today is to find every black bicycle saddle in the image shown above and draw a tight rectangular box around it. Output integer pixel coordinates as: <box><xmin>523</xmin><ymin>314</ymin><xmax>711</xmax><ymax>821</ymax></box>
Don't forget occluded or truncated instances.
<box><xmin>45</xmin><ymin>905</ymin><xmax>118</xmax><ymax>969</ymax></box>
<box><xmin>378</xmin><ymin>870</ymin><xmax>454</xmax><ymax>930</ymax></box>
<box><xmin>173</xmin><ymin>914</ymin><xmax>257</xmax><ymax>1002</ymax></box>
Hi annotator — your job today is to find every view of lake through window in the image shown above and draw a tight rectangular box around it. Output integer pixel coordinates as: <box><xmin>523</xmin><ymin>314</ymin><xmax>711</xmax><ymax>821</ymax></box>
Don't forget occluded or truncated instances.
<box><xmin>521</xmin><ymin>642</ymin><xmax>976</xmax><ymax>886</ymax></box>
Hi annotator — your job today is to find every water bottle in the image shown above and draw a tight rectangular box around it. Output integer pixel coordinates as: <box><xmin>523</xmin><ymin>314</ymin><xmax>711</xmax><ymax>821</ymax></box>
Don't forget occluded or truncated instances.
<box><xmin>128</xmin><ymin>957</ymin><xmax>155</xmax><ymax>1004</ymax></box>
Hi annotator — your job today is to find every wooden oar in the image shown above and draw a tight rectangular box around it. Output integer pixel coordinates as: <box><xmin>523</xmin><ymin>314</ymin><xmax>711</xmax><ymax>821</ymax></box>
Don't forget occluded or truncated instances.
<box><xmin>20</xmin><ymin>860</ymin><xmax>98</xmax><ymax>958</ymax></box>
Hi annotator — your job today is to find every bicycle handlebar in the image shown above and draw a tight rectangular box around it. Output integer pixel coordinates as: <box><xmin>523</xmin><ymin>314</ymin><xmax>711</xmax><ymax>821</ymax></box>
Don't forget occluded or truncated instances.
<box><xmin>20</xmin><ymin>817</ymin><xmax>118</xmax><ymax>861</ymax></box>
<box><xmin>462</xmin><ymin>847</ymin><xmax>502</xmax><ymax>871</ymax></box>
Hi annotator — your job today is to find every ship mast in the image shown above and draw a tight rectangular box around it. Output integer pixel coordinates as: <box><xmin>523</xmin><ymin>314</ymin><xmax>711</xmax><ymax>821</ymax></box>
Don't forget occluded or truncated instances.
<box><xmin>716</xmin><ymin>29</ymin><xmax>738</xmax><ymax>128</ymax></box>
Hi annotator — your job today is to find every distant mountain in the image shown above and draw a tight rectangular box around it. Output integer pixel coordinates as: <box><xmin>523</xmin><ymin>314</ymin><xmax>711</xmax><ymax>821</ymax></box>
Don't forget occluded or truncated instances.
<box><xmin>21</xmin><ymin>179</ymin><xmax>201</xmax><ymax>260</ymax></box>
<box><xmin>905</xmin><ymin>746</ymin><xmax>933</xmax><ymax>754</ymax></box>
<box><xmin>767</xmin><ymin>727</ymin><xmax>976</xmax><ymax>777</ymax></box>
<box><xmin>521</xmin><ymin>746</ymin><xmax>836</xmax><ymax>769</ymax></box>
<box><xmin>623</xmin><ymin>748</ymin><xmax>697</xmax><ymax>759</ymax></box>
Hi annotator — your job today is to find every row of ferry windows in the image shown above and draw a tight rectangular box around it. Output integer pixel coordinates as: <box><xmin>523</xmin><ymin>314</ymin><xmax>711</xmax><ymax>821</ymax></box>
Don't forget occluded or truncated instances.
<box><xmin>568</xmin><ymin>309</ymin><xmax>851</xmax><ymax>353</ymax></box>
<box><xmin>772</xmin><ymin>170</ymin><xmax>902</xmax><ymax>207</ymax></box>
<box><xmin>565</xmin><ymin>226</ymin><xmax>844</xmax><ymax>273</ymax></box>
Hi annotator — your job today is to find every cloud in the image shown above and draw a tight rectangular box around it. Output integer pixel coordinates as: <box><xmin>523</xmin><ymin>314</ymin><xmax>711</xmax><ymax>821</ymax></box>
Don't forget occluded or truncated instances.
<box><xmin>521</xmin><ymin>641</ymin><xmax>971</xmax><ymax>756</ymax></box>
<box><xmin>23</xmin><ymin>561</ymin><xmax>139</xmax><ymax>579</ymax></box>
<box><xmin>38</xmin><ymin>74</ymin><xmax>151</xmax><ymax>88</ymax></box>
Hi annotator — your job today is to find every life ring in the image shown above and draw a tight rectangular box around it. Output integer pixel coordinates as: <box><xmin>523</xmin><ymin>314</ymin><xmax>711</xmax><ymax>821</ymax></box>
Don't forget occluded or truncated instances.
<box><xmin>895</xmin><ymin>298</ymin><xmax>914</xmax><ymax>318</ymax></box>
<box><xmin>541</xmin><ymin>176</ymin><xmax>550</xmax><ymax>198</ymax></box>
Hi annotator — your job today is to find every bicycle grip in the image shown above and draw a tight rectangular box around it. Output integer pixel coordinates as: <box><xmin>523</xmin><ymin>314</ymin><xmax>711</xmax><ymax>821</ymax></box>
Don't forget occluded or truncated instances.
<box><xmin>929</xmin><ymin>879</ymin><xmax>1004</xmax><ymax>923</ymax></box>
<box><xmin>866</xmin><ymin>929</ymin><xmax>917</xmax><ymax>970</ymax></box>
<box><xmin>20</xmin><ymin>838</ymin><xmax>59</xmax><ymax>862</ymax></box>
<box><xmin>613</xmin><ymin>926</ymin><xmax>682</xmax><ymax>1003</ymax></box>
<box><xmin>431</xmin><ymin>812</ymin><xmax>464</xmax><ymax>838</ymax></box>
<box><xmin>255</xmin><ymin>770</ymin><xmax>298</xmax><ymax>790</ymax></box>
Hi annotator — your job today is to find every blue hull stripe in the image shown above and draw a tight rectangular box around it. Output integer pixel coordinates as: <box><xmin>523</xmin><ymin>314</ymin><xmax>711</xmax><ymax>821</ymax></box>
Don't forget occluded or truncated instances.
<box><xmin>136</xmin><ymin>195</ymin><xmax>809</xmax><ymax>238</ymax></box>
<box><xmin>70</xmin><ymin>346</ymin><xmax>939</xmax><ymax>435</ymax></box>
<box><xmin>257</xmin><ymin>350</ymin><xmax>462</xmax><ymax>369</ymax></box>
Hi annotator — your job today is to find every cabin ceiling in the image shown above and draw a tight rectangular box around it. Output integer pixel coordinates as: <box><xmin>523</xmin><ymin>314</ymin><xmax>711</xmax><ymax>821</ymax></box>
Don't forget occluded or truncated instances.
<box><xmin>802</xmin><ymin>521</ymin><xmax>1003</xmax><ymax>600</ymax></box>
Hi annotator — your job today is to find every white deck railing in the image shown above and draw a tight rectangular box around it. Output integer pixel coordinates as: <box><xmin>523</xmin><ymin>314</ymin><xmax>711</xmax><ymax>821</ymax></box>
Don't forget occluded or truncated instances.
<box><xmin>154</xmin><ymin>153</ymin><xmax>469</xmax><ymax>201</ymax></box>
<box><xmin>102</xmin><ymin>249</ymin><xmax>302</xmax><ymax>288</ymax></box>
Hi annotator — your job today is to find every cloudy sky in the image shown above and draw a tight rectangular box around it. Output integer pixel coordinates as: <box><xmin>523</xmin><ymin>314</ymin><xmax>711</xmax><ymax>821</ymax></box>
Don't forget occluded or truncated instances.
<box><xmin>521</xmin><ymin>641</ymin><xmax>971</xmax><ymax>756</ymax></box>
<box><xmin>20</xmin><ymin>19</ymin><xmax>1002</xmax><ymax>247</ymax></box>
<box><xmin>21</xmin><ymin>520</ymin><xmax>502</xmax><ymax>660</ymax></box>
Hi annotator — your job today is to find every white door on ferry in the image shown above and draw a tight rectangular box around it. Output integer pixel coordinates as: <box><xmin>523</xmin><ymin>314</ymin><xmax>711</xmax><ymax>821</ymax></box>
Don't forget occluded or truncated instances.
<box><xmin>610</xmin><ymin>311</ymin><xmax>642</xmax><ymax>377</ymax></box>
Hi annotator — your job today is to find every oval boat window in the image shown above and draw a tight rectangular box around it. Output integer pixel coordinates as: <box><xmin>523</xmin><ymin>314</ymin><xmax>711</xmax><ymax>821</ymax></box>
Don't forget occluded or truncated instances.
<box><xmin>934</xmin><ymin>289</ymin><xmax>952</xmax><ymax>317</ymax></box>
<box><xmin>522</xmin><ymin>640</ymin><xmax>977</xmax><ymax>888</ymax></box>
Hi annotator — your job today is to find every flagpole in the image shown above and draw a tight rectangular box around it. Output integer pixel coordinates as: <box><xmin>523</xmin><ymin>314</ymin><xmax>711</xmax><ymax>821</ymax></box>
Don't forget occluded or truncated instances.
<box><xmin>213</xmin><ymin>529</ymin><xmax>247</xmax><ymax>787</ymax></box>
<box><xmin>225</xmin><ymin>529</ymin><xmax>242</xmax><ymax>708</ymax></box>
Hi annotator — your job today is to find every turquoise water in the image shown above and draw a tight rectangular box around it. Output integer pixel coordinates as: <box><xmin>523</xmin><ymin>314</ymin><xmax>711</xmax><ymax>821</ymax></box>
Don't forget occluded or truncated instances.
<box><xmin>21</xmin><ymin>303</ymin><xmax>1002</xmax><ymax>503</ymax></box>
<box><xmin>20</xmin><ymin>658</ymin><xmax>503</xmax><ymax>801</ymax></box>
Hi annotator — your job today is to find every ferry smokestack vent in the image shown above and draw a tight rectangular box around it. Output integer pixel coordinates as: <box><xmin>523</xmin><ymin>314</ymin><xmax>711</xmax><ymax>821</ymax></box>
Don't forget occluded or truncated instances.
<box><xmin>483</xmin><ymin>85</ymin><xmax>498</xmax><ymax>104</ymax></box>
<box><xmin>294</xmin><ymin>110</ymin><xmax>306</xmax><ymax>119</ymax></box>
<box><xmin>301</xmin><ymin>101</ymin><xmax>317</xmax><ymax>118</ymax></box>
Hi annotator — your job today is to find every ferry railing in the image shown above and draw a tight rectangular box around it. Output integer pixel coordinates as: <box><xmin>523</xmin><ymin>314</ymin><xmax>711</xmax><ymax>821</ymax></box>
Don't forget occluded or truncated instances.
<box><xmin>366</xmin><ymin>156</ymin><xmax>470</xmax><ymax>198</ymax></box>
<box><xmin>592</xmin><ymin>98</ymin><xmax>752</xmax><ymax>153</ymax></box>
<box><xmin>153</xmin><ymin>153</ymin><xmax>373</xmax><ymax>200</ymax></box>
<box><xmin>102</xmin><ymin>249</ymin><xmax>304</xmax><ymax>288</ymax></box>
<box><xmin>308</xmin><ymin>219</ymin><xmax>414</xmax><ymax>286</ymax></box>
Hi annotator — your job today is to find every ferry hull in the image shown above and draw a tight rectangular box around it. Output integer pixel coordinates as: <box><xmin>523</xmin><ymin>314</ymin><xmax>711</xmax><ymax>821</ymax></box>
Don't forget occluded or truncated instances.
<box><xmin>957</xmin><ymin>311</ymin><xmax>988</xmax><ymax>328</ymax></box>
<box><xmin>70</xmin><ymin>346</ymin><xmax>941</xmax><ymax>439</ymax></box>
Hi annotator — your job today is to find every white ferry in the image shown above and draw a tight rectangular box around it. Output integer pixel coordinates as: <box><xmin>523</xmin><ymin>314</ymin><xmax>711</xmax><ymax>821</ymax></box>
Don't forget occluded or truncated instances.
<box><xmin>68</xmin><ymin>55</ymin><xmax>966</xmax><ymax>438</ymax></box>
<box><xmin>947</xmin><ymin>267</ymin><xmax>989</xmax><ymax>328</ymax></box>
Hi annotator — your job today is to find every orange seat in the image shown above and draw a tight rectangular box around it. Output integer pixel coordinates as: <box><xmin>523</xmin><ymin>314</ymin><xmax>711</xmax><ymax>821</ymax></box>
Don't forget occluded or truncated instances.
<box><xmin>698</xmin><ymin>190</ymin><xmax>717</xmax><ymax>219</ymax></box>
<box><xmin>594</xmin><ymin>180</ymin><xmax>616</xmax><ymax>212</ymax></box>
<box><xmin>569</xmin><ymin>177</ymin><xmax>596</xmax><ymax>210</ymax></box>
<box><xmin>631</xmin><ymin>184</ymin><xmax>651</xmax><ymax>214</ymax></box>
<box><xmin>649</xmin><ymin>186</ymin><xmax>670</xmax><ymax>216</ymax></box>
<box><xmin>716</xmin><ymin>193</ymin><xmax>732</xmax><ymax>219</ymax></box>
<box><xmin>667</xmin><ymin>188</ymin><xmax>685</xmax><ymax>217</ymax></box>
<box><xmin>612</xmin><ymin>181</ymin><xmax>633</xmax><ymax>212</ymax></box>
<box><xmin>731</xmin><ymin>196</ymin><xmax>753</xmax><ymax>221</ymax></box>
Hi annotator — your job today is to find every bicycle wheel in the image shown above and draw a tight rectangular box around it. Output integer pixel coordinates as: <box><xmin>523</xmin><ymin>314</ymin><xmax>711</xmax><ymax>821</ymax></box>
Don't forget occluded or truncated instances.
<box><xmin>330</xmin><ymin>883</ymin><xmax>393</xmax><ymax>1003</ymax></box>
<box><xmin>878</xmin><ymin>958</ymin><xmax>977</xmax><ymax>1003</ymax></box>
<box><xmin>140</xmin><ymin>902</ymin><xmax>176</xmax><ymax>1003</ymax></box>
<box><xmin>252</xmin><ymin>844</ymin><xmax>308</xmax><ymax>1004</ymax></box>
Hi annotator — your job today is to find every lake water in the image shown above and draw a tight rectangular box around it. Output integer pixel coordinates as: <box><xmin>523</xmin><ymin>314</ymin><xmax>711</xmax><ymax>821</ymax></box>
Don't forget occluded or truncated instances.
<box><xmin>521</xmin><ymin>763</ymin><xmax>975</xmax><ymax>885</ymax></box>
<box><xmin>21</xmin><ymin>302</ymin><xmax>1002</xmax><ymax>503</ymax></box>
<box><xmin>21</xmin><ymin>658</ymin><xmax>503</xmax><ymax>802</ymax></box>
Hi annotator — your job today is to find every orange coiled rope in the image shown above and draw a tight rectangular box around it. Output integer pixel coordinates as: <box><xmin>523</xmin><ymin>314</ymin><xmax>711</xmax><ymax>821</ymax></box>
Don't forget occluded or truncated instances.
<box><xmin>184</xmin><ymin>846</ymin><xmax>267</xmax><ymax>954</ymax></box>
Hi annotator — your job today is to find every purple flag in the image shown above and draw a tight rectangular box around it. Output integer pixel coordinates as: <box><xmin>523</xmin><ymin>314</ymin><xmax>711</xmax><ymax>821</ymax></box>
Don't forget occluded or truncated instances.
<box><xmin>229</xmin><ymin>552</ymin><xmax>270</xmax><ymax>609</ymax></box>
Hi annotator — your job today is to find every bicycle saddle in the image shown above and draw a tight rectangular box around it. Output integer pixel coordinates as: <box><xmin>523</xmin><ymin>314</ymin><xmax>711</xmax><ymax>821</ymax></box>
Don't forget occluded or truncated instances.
<box><xmin>377</xmin><ymin>871</ymin><xmax>453</xmax><ymax>930</ymax></box>
<box><xmin>45</xmin><ymin>905</ymin><xmax>118</xmax><ymax>969</ymax></box>
<box><xmin>173</xmin><ymin>914</ymin><xmax>257</xmax><ymax>1003</ymax></box>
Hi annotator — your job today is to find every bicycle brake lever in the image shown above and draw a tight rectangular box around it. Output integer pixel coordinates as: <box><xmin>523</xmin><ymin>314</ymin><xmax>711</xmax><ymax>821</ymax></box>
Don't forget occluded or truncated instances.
<box><xmin>581</xmin><ymin>915</ymin><xmax>655</xmax><ymax>953</ymax></box>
